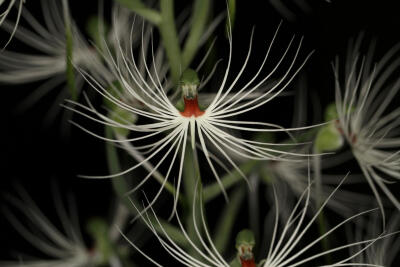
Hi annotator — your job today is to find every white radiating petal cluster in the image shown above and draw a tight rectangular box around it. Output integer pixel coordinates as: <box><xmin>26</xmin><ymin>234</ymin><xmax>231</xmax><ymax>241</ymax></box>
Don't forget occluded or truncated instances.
<box><xmin>333</xmin><ymin>39</ymin><xmax>400</xmax><ymax>214</ymax></box>
<box><xmin>0</xmin><ymin>0</ymin><xmax>106</xmax><ymax>112</ymax></box>
<box><xmin>120</xmin><ymin>175</ymin><xmax>387</xmax><ymax>267</ymax></box>
<box><xmin>69</xmin><ymin>9</ymin><xmax>321</xmax><ymax>217</ymax></box>
<box><xmin>0</xmin><ymin>188</ymin><xmax>95</xmax><ymax>267</ymax></box>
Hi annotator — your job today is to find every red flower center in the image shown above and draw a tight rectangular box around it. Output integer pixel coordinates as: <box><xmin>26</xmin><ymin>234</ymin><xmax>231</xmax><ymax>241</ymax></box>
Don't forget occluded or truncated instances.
<box><xmin>240</xmin><ymin>257</ymin><xmax>256</xmax><ymax>267</ymax></box>
<box><xmin>180</xmin><ymin>96</ymin><xmax>204</xmax><ymax>117</ymax></box>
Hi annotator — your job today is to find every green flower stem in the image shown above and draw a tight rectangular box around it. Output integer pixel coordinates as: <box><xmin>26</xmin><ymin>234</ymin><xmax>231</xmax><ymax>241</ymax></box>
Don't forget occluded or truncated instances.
<box><xmin>312</xmin><ymin>146</ymin><xmax>332</xmax><ymax>265</ymax></box>
<box><xmin>183</xmin><ymin>143</ymin><xmax>204</xmax><ymax>255</ymax></box>
<box><xmin>105</xmin><ymin>126</ymin><xmax>188</xmax><ymax>247</ymax></box>
<box><xmin>62</xmin><ymin>0</ymin><xmax>77</xmax><ymax>100</ymax></box>
<box><xmin>203</xmin><ymin>160</ymin><xmax>258</xmax><ymax>202</ymax></box>
<box><xmin>159</xmin><ymin>0</ymin><xmax>182</xmax><ymax>84</ymax></box>
<box><xmin>227</xmin><ymin>0</ymin><xmax>236</xmax><ymax>31</ymax></box>
<box><xmin>213</xmin><ymin>185</ymin><xmax>245</xmax><ymax>253</ymax></box>
<box><xmin>181</xmin><ymin>0</ymin><xmax>210</xmax><ymax>69</ymax></box>
<box><xmin>114</xmin><ymin>0</ymin><xmax>161</xmax><ymax>25</ymax></box>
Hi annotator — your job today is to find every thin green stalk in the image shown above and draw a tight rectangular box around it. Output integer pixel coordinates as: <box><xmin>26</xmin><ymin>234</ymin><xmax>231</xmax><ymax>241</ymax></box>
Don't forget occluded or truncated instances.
<box><xmin>115</xmin><ymin>0</ymin><xmax>161</xmax><ymax>25</ymax></box>
<box><xmin>181</xmin><ymin>0</ymin><xmax>210</xmax><ymax>69</ymax></box>
<box><xmin>183</xmin><ymin>143</ymin><xmax>204</xmax><ymax>255</ymax></box>
<box><xmin>203</xmin><ymin>160</ymin><xmax>258</xmax><ymax>202</ymax></box>
<box><xmin>159</xmin><ymin>0</ymin><xmax>182</xmax><ymax>84</ymax></box>
<box><xmin>62</xmin><ymin>0</ymin><xmax>77</xmax><ymax>100</ymax></box>
<box><xmin>213</xmin><ymin>185</ymin><xmax>245</xmax><ymax>253</ymax></box>
<box><xmin>312</xmin><ymin>148</ymin><xmax>332</xmax><ymax>265</ymax></box>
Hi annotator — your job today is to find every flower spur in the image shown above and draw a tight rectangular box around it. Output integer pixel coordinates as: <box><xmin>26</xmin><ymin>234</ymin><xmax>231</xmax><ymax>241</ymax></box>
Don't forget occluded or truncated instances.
<box><xmin>119</xmin><ymin>174</ymin><xmax>391</xmax><ymax>267</ymax></box>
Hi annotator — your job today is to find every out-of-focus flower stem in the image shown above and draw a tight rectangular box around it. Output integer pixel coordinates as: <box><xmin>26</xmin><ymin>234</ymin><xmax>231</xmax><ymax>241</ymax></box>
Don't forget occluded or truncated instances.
<box><xmin>181</xmin><ymin>0</ymin><xmax>210</xmax><ymax>68</ymax></box>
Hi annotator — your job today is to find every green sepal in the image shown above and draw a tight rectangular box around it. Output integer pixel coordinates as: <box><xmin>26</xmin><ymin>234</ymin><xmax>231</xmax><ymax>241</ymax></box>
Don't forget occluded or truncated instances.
<box><xmin>229</xmin><ymin>257</ymin><xmax>241</xmax><ymax>267</ymax></box>
<box><xmin>324</xmin><ymin>103</ymin><xmax>339</xmax><ymax>121</ymax></box>
<box><xmin>180</xmin><ymin>69</ymin><xmax>200</xmax><ymax>86</ymax></box>
<box><xmin>175</xmin><ymin>98</ymin><xmax>184</xmax><ymax>112</ymax></box>
<box><xmin>86</xmin><ymin>217</ymin><xmax>114</xmax><ymax>264</ymax></box>
<box><xmin>235</xmin><ymin>229</ymin><xmax>255</xmax><ymax>248</ymax></box>
<box><xmin>315</xmin><ymin>123</ymin><xmax>343</xmax><ymax>152</ymax></box>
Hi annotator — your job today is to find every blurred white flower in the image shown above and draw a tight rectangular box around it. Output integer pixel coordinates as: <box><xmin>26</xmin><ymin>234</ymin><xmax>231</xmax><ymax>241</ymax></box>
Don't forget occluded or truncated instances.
<box><xmin>0</xmin><ymin>187</ymin><xmax>96</xmax><ymax>267</ymax></box>
<box><xmin>0</xmin><ymin>0</ymin><xmax>105</xmax><ymax>117</ymax></box>
<box><xmin>333</xmin><ymin>38</ymin><xmax>400</xmax><ymax>216</ymax></box>
<box><xmin>266</xmin><ymin>152</ymin><xmax>377</xmax><ymax>217</ymax></box>
<box><xmin>348</xmin><ymin>214</ymin><xmax>400</xmax><ymax>266</ymax></box>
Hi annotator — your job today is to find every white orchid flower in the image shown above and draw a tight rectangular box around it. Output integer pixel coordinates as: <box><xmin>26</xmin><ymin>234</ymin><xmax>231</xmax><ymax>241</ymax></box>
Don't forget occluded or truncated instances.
<box><xmin>68</xmin><ymin>10</ymin><xmax>324</xmax><ymax>217</ymax></box>
<box><xmin>119</xmin><ymin>174</ymin><xmax>390</xmax><ymax>267</ymax></box>
<box><xmin>332</xmin><ymin>37</ymin><xmax>400</xmax><ymax>217</ymax></box>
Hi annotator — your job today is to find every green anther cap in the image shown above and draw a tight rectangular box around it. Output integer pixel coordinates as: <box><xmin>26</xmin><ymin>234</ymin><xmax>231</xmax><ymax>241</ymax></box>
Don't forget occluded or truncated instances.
<box><xmin>235</xmin><ymin>229</ymin><xmax>255</xmax><ymax>261</ymax></box>
<box><xmin>180</xmin><ymin>68</ymin><xmax>200</xmax><ymax>99</ymax></box>
<box><xmin>235</xmin><ymin>229</ymin><xmax>255</xmax><ymax>248</ymax></box>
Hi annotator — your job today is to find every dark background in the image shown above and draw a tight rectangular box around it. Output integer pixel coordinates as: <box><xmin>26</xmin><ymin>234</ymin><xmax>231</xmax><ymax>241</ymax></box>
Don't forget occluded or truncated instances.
<box><xmin>1</xmin><ymin>0</ymin><xmax>400</xmax><ymax>265</ymax></box>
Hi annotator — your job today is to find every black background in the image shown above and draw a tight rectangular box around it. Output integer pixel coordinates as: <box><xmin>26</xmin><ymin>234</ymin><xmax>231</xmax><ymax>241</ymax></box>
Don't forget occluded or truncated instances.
<box><xmin>1</xmin><ymin>0</ymin><xmax>400</xmax><ymax>265</ymax></box>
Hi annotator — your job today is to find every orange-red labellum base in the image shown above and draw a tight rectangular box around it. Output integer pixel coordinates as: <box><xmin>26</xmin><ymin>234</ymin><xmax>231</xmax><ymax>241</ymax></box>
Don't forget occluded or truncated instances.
<box><xmin>240</xmin><ymin>258</ymin><xmax>256</xmax><ymax>267</ymax></box>
<box><xmin>180</xmin><ymin>97</ymin><xmax>204</xmax><ymax>117</ymax></box>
